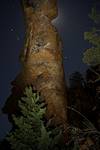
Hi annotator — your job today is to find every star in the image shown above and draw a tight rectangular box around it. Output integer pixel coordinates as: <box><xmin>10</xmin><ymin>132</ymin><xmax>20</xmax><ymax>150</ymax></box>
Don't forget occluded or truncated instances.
<box><xmin>10</xmin><ymin>28</ymin><xmax>14</xmax><ymax>32</ymax></box>
<box><xmin>16</xmin><ymin>36</ymin><xmax>20</xmax><ymax>41</ymax></box>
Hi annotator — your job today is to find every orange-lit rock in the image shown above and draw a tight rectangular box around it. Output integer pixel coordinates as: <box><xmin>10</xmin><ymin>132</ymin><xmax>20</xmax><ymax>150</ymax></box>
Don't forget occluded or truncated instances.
<box><xmin>3</xmin><ymin>0</ymin><xmax>67</xmax><ymax>128</ymax></box>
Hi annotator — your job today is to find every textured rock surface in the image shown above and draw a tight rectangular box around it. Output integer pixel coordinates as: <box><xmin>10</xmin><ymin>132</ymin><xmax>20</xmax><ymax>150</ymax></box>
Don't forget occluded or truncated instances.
<box><xmin>3</xmin><ymin>0</ymin><xmax>67</xmax><ymax>128</ymax></box>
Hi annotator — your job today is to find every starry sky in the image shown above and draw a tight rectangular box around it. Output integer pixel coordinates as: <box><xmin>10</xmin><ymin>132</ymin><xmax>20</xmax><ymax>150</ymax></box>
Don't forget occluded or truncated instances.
<box><xmin>0</xmin><ymin>0</ymin><xmax>95</xmax><ymax>140</ymax></box>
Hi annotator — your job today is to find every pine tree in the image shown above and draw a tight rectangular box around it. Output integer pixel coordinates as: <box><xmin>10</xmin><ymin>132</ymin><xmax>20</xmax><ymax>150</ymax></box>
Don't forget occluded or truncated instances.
<box><xmin>6</xmin><ymin>87</ymin><xmax>65</xmax><ymax>150</ymax></box>
<box><xmin>82</xmin><ymin>5</ymin><xmax>100</xmax><ymax>83</ymax></box>
<box><xmin>83</xmin><ymin>7</ymin><xmax>100</xmax><ymax>66</ymax></box>
<box><xmin>6</xmin><ymin>86</ymin><xmax>46</xmax><ymax>150</ymax></box>
<box><xmin>82</xmin><ymin>4</ymin><xmax>100</xmax><ymax>131</ymax></box>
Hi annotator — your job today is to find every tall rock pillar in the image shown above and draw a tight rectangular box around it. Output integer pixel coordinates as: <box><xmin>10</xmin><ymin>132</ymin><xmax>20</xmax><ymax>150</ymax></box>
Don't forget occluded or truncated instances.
<box><xmin>3</xmin><ymin>0</ymin><xmax>68</xmax><ymax>132</ymax></box>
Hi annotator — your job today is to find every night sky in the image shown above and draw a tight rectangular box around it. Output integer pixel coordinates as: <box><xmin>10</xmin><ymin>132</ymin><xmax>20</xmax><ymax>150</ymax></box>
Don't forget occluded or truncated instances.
<box><xmin>0</xmin><ymin>0</ymin><xmax>95</xmax><ymax>140</ymax></box>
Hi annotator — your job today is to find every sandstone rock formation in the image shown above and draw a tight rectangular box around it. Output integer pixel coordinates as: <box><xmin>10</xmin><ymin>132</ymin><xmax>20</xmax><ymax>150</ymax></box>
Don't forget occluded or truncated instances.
<box><xmin>3</xmin><ymin>0</ymin><xmax>67</xmax><ymax>130</ymax></box>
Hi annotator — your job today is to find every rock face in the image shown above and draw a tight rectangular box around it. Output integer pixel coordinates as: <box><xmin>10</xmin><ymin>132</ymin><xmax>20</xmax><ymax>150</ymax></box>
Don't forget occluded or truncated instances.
<box><xmin>3</xmin><ymin>0</ymin><xmax>67</xmax><ymax>128</ymax></box>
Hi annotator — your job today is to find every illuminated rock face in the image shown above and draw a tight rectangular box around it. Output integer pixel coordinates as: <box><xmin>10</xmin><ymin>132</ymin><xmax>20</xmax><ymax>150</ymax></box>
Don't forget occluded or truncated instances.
<box><xmin>3</xmin><ymin>0</ymin><xmax>67</xmax><ymax>127</ymax></box>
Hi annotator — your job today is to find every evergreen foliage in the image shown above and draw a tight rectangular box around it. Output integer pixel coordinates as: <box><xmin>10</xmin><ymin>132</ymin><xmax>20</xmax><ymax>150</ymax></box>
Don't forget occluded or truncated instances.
<box><xmin>4</xmin><ymin>85</ymin><xmax>100</xmax><ymax>150</ymax></box>
<box><xmin>83</xmin><ymin>7</ymin><xmax>100</xmax><ymax>66</ymax></box>
<box><xmin>6</xmin><ymin>87</ymin><xmax>64</xmax><ymax>150</ymax></box>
